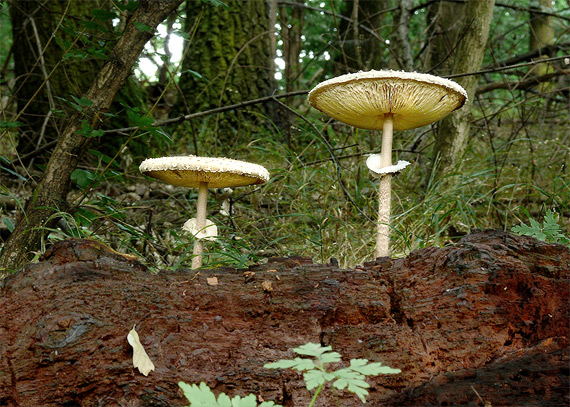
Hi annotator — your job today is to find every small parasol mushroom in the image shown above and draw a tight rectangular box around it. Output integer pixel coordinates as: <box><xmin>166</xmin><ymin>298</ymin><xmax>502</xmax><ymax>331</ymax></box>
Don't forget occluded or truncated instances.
<box><xmin>309</xmin><ymin>70</ymin><xmax>467</xmax><ymax>258</ymax></box>
<box><xmin>139</xmin><ymin>155</ymin><xmax>270</xmax><ymax>269</ymax></box>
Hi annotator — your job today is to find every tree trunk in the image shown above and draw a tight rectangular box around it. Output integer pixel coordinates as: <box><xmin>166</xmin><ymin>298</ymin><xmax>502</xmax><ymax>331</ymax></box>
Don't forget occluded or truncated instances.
<box><xmin>334</xmin><ymin>0</ymin><xmax>389</xmax><ymax>74</ymax></box>
<box><xmin>429</xmin><ymin>0</ymin><xmax>495</xmax><ymax>178</ymax></box>
<box><xmin>422</xmin><ymin>1</ymin><xmax>463</xmax><ymax>74</ymax></box>
<box><xmin>177</xmin><ymin>0</ymin><xmax>275</xmax><ymax>150</ymax></box>
<box><xmin>390</xmin><ymin>0</ymin><xmax>414</xmax><ymax>71</ymax></box>
<box><xmin>0</xmin><ymin>0</ymin><xmax>184</xmax><ymax>278</ymax></box>
<box><xmin>8</xmin><ymin>0</ymin><xmax>108</xmax><ymax>164</ymax></box>
<box><xmin>279</xmin><ymin>0</ymin><xmax>304</xmax><ymax>95</ymax></box>
<box><xmin>529</xmin><ymin>0</ymin><xmax>555</xmax><ymax>91</ymax></box>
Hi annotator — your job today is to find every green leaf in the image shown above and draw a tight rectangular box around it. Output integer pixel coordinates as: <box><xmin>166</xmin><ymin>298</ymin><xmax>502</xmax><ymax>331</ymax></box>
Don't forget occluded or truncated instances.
<box><xmin>292</xmin><ymin>342</ymin><xmax>332</xmax><ymax>358</ymax></box>
<box><xmin>2</xmin><ymin>218</ymin><xmax>14</xmax><ymax>233</ymax></box>
<box><xmin>80</xmin><ymin>20</ymin><xmax>109</xmax><ymax>33</ymax></box>
<box><xmin>133</xmin><ymin>21</ymin><xmax>152</xmax><ymax>32</ymax></box>
<box><xmin>217</xmin><ymin>393</ymin><xmax>232</xmax><ymax>407</ymax></box>
<box><xmin>92</xmin><ymin>8</ymin><xmax>116</xmax><ymax>20</ymax></box>
<box><xmin>184</xmin><ymin>69</ymin><xmax>204</xmax><ymax>79</ymax></box>
<box><xmin>115</xmin><ymin>0</ymin><xmax>139</xmax><ymax>13</ymax></box>
<box><xmin>179</xmin><ymin>382</ymin><xmax>219</xmax><ymax>406</ymax></box>
<box><xmin>127</xmin><ymin>108</ymin><xmax>154</xmax><ymax>129</ymax></box>
<box><xmin>71</xmin><ymin>95</ymin><xmax>94</xmax><ymax>107</ymax></box>
<box><xmin>320</xmin><ymin>350</ymin><xmax>342</xmax><ymax>364</ymax></box>
<box><xmin>0</xmin><ymin>164</ymin><xmax>27</xmax><ymax>182</ymax></box>
<box><xmin>74</xmin><ymin>208</ymin><xmax>97</xmax><ymax>227</ymax></box>
<box><xmin>264</xmin><ymin>357</ymin><xmax>315</xmax><ymax>371</ymax></box>
<box><xmin>348</xmin><ymin>359</ymin><xmax>402</xmax><ymax>375</ymax></box>
<box><xmin>0</xmin><ymin>120</ymin><xmax>23</xmax><ymax>129</ymax></box>
<box><xmin>71</xmin><ymin>168</ymin><xmax>96</xmax><ymax>189</ymax></box>
<box><xmin>178</xmin><ymin>381</ymin><xmax>282</xmax><ymax>407</ymax></box>
<box><xmin>303</xmin><ymin>369</ymin><xmax>330</xmax><ymax>390</ymax></box>
<box><xmin>511</xmin><ymin>209</ymin><xmax>568</xmax><ymax>246</ymax></box>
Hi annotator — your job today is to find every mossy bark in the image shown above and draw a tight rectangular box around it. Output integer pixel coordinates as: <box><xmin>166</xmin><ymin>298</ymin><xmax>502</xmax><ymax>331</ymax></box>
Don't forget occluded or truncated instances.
<box><xmin>177</xmin><ymin>0</ymin><xmax>274</xmax><ymax>148</ymax></box>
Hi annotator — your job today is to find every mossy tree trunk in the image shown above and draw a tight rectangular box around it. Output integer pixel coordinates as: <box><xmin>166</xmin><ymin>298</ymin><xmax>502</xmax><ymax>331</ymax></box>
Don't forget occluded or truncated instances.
<box><xmin>177</xmin><ymin>0</ymin><xmax>275</xmax><ymax>151</ymax></box>
<box><xmin>427</xmin><ymin>0</ymin><xmax>495</xmax><ymax>178</ymax></box>
<box><xmin>8</xmin><ymin>0</ymin><xmax>109</xmax><ymax>164</ymax></box>
<box><xmin>0</xmin><ymin>0</ymin><xmax>184</xmax><ymax>279</ymax></box>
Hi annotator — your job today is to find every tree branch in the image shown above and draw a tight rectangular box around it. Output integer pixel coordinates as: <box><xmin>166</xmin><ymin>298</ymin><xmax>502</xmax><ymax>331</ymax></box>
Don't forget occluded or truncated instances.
<box><xmin>475</xmin><ymin>70</ymin><xmax>569</xmax><ymax>96</ymax></box>
<box><xmin>411</xmin><ymin>0</ymin><xmax>570</xmax><ymax>23</ymax></box>
<box><xmin>103</xmin><ymin>90</ymin><xmax>309</xmax><ymax>134</ymax></box>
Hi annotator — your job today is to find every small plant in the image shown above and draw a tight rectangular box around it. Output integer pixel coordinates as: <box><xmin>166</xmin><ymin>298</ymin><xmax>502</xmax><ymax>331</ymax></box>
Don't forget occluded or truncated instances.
<box><xmin>178</xmin><ymin>382</ymin><xmax>280</xmax><ymax>407</ymax></box>
<box><xmin>265</xmin><ymin>342</ymin><xmax>401</xmax><ymax>405</ymax></box>
<box><xmin>178</xmin><ymin>342</ymin><xmax>401</xmax><ymax>407</ymax></box>
<box><xmin>511</xmin><ymin>209</ymin><xmax>569</xmax><ymax>246</ymax></box>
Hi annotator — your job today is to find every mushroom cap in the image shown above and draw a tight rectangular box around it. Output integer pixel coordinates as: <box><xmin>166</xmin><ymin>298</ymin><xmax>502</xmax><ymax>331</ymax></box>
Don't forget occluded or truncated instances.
<box><xmin>139</xmin><ymin>156</ymin><xmax>270</xmax><ymax>188</ymax></box>
<box><xmin>308</xmin><ymin>70</ymin><xmax>468</xmax><ymax>131</ymax></box>
<box><xmin>183</xmin><ymin>218</ymin><xmax>218</xmax><ymax>241</ymax></box>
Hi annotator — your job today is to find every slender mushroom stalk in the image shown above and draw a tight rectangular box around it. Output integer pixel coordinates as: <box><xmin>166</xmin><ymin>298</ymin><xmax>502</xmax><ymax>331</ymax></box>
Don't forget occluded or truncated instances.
<box><xmin>192</xmin><ymin>181</ymin><xmax>209</xmax><ymax>269</ymax></box>
<box><xmin>139</xmin><ymin>155</ymin><xmax>269</xmax><ymax>269</ymax></box>
<box><xmin>376</xmin><ymin>114</ymin><xmax>394</xmax><ymax>257</ymax></box>
<box><xmin>308</xmin><ymin>70</ymin><xmax>467</xmax><ymax>259</ymax></box>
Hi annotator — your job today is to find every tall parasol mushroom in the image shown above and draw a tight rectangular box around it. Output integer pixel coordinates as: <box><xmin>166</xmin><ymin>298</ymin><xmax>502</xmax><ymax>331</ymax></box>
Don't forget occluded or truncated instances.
<box><xmin>140</xmin><ymin>156</ymin><xmax>270</xmax><ymax>269</ymax></box>
<box><xmin>309</xmin><ymin>70</ymin><xmax>467</xmax><ymax>258</ymax></box>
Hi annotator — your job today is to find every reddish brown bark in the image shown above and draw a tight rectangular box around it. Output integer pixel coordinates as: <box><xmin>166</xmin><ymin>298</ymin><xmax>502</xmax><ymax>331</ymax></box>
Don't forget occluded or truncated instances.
<box><xmin>1</xmin><ymin>230</ymin><xmax>568</xmax><ymax>406</ymax></box>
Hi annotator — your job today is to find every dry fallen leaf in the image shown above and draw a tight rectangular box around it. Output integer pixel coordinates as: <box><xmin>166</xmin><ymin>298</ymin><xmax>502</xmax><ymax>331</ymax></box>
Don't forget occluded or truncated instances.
<box><xmin>243</xmin><ymin>271</ymin><xmax>256</xmax><ymax>283</ymax></box>
<box><xmin>261</xmin><ymin>280</ymin><xmax>273</xmax><ymax>292</ymax></box>
<box><xmin>127</xmin><ymin>325</ymin><xmax>155</xmax><ymax>376</ymax></box>
<box><xmin>207</xmin><ymin>277</ymin><xmax>218</xmax><ymax>286</ymax></box>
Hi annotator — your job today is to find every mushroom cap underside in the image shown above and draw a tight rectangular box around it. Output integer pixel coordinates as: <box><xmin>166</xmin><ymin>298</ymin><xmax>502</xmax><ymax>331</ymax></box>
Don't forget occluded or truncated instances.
<box><xmin>309</xmin><ymin>70</ymin><xmax>467</xmax><ymax>131</ymax></box>
<box><xmin>139</xmin><ymin>156</ymin><xmax>270</xmax><ymax>188</ymax></box>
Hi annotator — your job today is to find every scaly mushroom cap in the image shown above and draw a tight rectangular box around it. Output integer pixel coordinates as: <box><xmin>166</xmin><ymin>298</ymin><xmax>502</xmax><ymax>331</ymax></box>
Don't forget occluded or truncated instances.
<box><xmin>308</xmin><ymin>70</ymin><xmax>467</xmax><ymax>131</ymax></box>
<box><xmin>139</xmin><ymin>156</ymin><xmax>270</xmax><ymax>188</ymax></box>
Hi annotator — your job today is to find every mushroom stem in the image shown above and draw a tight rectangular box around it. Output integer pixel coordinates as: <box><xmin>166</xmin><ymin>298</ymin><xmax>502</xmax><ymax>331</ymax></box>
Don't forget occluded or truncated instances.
<box><xmin>376</xmin><ymin>114</ymin><xmax>393</xmax><ymax>258</ymax></box>
<box><xmin>192</xmin><ymin>181</ymin><xmax>209</xmax><ymax>269</ymax></box>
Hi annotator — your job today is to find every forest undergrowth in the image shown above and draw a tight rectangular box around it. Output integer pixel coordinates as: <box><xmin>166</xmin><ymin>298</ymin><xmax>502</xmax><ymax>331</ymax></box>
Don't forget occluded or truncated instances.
<box><xmin>2</xmin><ymin>102</ymin><xmax>567</xmax><ymax>270</ymax></box>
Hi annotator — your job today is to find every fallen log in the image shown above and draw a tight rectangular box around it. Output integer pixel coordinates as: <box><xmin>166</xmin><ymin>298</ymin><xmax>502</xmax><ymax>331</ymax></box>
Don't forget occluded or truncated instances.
<box><xmin>1</xmin><ymin>230</ymin><xmax>568</xmax><ymax>406</ymax></box>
